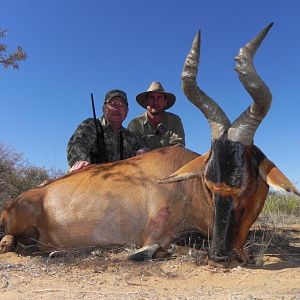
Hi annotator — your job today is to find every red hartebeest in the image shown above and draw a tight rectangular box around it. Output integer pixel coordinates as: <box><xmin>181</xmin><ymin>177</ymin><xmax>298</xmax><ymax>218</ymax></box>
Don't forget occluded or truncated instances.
<box><xmin>0</xmin><ymin>23</ymin><xmax>299</xmax><ymax>262</ymax></box>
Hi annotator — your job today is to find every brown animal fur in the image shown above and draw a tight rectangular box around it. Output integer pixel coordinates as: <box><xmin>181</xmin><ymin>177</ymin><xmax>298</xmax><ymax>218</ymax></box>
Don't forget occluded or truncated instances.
<box><xmin>1</xmin><ymin>147</ymin><xmax>213</xmax><ymax>254</ymax></box>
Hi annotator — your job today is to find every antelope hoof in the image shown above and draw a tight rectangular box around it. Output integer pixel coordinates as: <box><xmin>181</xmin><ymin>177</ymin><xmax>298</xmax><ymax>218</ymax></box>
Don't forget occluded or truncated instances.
<box><xmin>209</xmin><ymin>249</ymin><xmax>244</xmax><ymax>263</ymax></box>
<box><xmin>0</xmin><ymin>235</ymin><xmax>15</xmax><ymax>254</ymax></box>
<box><xmin>127</xmin><ymin>244</ymin><xmax>161</xmax><ymax>261</ymax></box>
<box><xmin>209</xmin><ymin>251</ymin><xmax>230</xmax><ymax>262</ymax></box>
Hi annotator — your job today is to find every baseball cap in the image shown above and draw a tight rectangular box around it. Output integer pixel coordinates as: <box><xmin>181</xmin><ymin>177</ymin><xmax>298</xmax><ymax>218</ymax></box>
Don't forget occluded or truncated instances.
<box><xmin>104</xmin><ymin>89</ymin><xmax>128</xmax><ymax>106</ymax></box>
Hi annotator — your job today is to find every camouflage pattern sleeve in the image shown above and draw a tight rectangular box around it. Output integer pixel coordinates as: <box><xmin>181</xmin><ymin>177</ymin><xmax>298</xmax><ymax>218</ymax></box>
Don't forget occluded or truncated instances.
<box><xmin>122</xmin><ymin>129</ymin><xmax>148</xmax><ymax>157</ymax></box>
<box><xmin>127</xmin><ymin>119</ymin><xmax>143</xmax><ymax>136</ymax></box>
<box><xmin>67</xmin><ymin>118</ymin><xmax>97</xmax><ymax>167</ymax></box>
<box><xmin>132</xmin><ymin>132</ymin><xmax>148</xmax><ymax>151</ymax></box>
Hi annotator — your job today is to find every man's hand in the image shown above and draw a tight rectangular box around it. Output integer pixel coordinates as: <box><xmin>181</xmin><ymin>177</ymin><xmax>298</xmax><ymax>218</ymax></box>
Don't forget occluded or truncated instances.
<box><xmin>136</xmin><ymin>148</ymin><xmax>150</xmax><ymax>156</ymax></box>
<box><xmin>69</xmin><ymin>160</ymin><xmax>91</xmax><ymax>172</ymax></box>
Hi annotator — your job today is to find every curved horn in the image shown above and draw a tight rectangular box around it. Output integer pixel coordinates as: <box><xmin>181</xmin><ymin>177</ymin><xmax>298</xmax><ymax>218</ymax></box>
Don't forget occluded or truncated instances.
<box><xmin>182</xmin><ymin>31</ymin><xmax>230</xmax><ymax>140</ymax></box>
<box><xmin>228</xmin><ymin>23</ymin><xmax>273</xmax><ymax>145</ymax></box>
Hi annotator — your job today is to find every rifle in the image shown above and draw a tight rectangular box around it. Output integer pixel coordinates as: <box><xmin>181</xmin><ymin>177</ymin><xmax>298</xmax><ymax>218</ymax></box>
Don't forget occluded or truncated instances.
<box><xmin>90</xmin><ymin>93</ymin><xmax>106</xmax><ymax>163</ymax></box>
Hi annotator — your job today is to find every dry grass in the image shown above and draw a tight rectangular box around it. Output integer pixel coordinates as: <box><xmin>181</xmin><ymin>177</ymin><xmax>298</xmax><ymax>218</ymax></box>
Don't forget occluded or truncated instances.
<box><xmin>246</xmin><ymin>192</ymin><xmax>300</xmax><ymax>266</ymax></box>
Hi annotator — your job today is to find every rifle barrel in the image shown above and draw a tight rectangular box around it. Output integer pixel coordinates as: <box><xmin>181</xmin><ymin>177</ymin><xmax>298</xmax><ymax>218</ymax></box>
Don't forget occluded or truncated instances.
<box><xmin>90</xmin><ymin>93</ymin><xmax>104</xmax><ymax>163</ymax></box>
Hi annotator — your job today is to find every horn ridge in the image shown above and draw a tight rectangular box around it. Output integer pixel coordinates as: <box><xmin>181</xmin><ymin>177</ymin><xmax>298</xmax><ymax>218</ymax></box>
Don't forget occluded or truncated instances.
<box><xmin>182</xmin><ymin>31</ymin><xmax>230</xmax><ymax>140</ymax></box>
<box><xmin>228</xmin><ymin>23</ymin><xmax>273</xmax><ymax>145</ymax></box>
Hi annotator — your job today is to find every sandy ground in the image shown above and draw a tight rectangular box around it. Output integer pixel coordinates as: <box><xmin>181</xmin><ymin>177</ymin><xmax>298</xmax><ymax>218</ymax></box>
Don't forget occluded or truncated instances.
<box><xmin>0</xmin><ymin>227</ymin><xmax>299</xmax><ymax>300</ymax></box>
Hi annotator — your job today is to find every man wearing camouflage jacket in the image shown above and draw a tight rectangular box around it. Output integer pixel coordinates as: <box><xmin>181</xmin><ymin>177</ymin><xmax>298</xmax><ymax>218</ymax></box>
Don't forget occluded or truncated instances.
<box><xmin>67</xmin><ymin>89</ymin><xmax>147</xmax><ymax>172</ymax></box>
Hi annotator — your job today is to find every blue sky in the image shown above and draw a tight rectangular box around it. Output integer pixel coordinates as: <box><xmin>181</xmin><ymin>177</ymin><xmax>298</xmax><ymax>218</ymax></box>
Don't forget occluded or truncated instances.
<box><xmin>1</xmin><ymin>1</ymin><xmax>299</xmax><ymax>187</ymax></box>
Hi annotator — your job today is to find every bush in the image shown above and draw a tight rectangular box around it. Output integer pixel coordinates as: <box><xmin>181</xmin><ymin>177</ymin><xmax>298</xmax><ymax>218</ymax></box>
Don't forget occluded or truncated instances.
<box><xmin>0</xmin><ymin>142</ymin><xmax>64</xmax><ymax>209</ymax></box>
<box><xmin>264</xmin><ymin>192</ymin><xmax>299</xmax><ymax>216</ymax></box>
<box><xmin>258</xmin><ymin>191</ymin><xmax>300</xmax><ymax>226</ymax></box>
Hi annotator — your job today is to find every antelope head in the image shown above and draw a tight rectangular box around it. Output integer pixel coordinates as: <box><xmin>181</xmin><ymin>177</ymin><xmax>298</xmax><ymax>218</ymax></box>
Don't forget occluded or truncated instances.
<box><xmin>182</xmin><ymin>23</ymin><xmax>274</xmax><ymax>261</ymax></box>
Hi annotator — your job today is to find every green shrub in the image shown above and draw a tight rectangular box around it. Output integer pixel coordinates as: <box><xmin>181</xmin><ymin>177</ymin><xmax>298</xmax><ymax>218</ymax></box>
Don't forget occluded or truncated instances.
<box><xmin>264</xmin><ymin>191</ymin><xmax>299</xmax><ymax>216</ymax></box>
<box><xmin>258</xmin><ymin>191</ymin><xmax>300</xmax><ymax>226</ymax></box>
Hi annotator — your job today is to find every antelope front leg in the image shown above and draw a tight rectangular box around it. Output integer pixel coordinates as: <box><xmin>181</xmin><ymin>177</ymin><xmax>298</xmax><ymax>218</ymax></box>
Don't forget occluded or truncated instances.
<box><xmin>128</xmin><ymin>206</ymin><xmax>176</xmax><ymax>261</ymax></box>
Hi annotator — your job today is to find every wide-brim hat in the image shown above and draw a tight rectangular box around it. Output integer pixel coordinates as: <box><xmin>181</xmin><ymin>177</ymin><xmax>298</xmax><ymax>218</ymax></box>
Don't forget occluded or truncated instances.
<box><xmin>136</xmin><ymin>81</ymin><xmax>176</xmax><ymax>110</ymax></box>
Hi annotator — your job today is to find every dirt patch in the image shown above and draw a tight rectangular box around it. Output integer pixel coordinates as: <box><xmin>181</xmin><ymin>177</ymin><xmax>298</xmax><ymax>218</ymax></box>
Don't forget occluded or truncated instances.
<box><xmin>1</xmin><ymin>227</ymin><xmax>299</xmax><ymax>300</ymax></box>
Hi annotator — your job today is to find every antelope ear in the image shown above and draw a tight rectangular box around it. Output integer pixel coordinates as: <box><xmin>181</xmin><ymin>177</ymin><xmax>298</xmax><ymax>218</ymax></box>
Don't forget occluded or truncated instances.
<box><xmin>158</xmin><ymin>152</ymin><xmax>210</xmax><ymax>184</ymax></box>
<box><xmin>259</xmin><ymin>158</ymin><xmax>300</xmax><ymax>197</ymax></box>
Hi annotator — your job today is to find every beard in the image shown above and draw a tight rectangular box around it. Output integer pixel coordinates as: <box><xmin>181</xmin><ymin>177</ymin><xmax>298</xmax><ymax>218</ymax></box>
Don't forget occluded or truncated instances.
<box><xmin>151</xmin><ymin>111</ymin><xmax>163</xmax><ymax>116</ymax></box>
<box><xmin>146</xmin><ymin>106</ymin><xmax>164</xmax><ymax>115</ymax></box>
